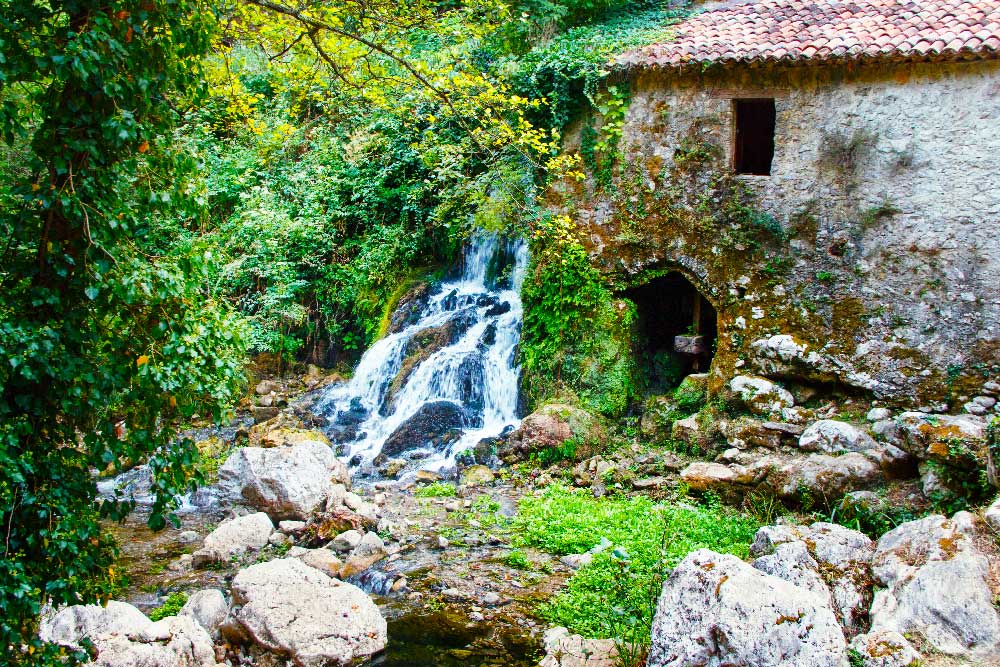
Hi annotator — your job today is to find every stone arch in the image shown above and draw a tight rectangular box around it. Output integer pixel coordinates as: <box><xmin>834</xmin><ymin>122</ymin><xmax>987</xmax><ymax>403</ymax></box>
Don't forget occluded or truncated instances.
<box><xmin>622</xmin><ymin>270</ymin><xmax>719</xmax><ymax>391</ymax></box>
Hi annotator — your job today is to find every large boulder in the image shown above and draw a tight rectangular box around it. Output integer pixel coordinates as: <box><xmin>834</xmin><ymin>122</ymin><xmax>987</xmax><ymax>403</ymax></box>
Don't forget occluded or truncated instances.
<box><xmin>230</xmin><ymin>558</ymin><xmax>386</xmax><ymax>666</ymax></box>
<box><xmin>750</xmin><ymin>522</ymin><xmax>875</xmax><ymax>633</ymax></box>
<box><xmin>648</xmin><ymin>549</ymin><xmax>847</xmax><ymax>667</ymax></box>
<box><xmin>729</xmin><ymin>375</ymin><xmax>795</xmax><ymax>416</ymax></box>
<box><xmin>799</xmin><ymin>420</ymin><xmax>876</xmax><ymax>454</ymax></box>
<box><xmin>378</xmin><ymin>401</ymin><xmax>465</xmax><ymax>460</ymax></box>
<box><xmin>192</xmin><ymin>512</ymin><xmax>274</xmax><ymax>568</ymax></box>
<box><xmin>499</xmin><ymin>404</ymin><xmax>604</xmax><ymax>463</ymax></box>
<box><xmin>39</xmin><ymin>601</ymin><xmax>215</xmax><ymax>667</ymax></box>
<box><xmin>869</xmin><ymin>512</ymin><xmax>1000</xmax><ymax>660</ymax></box>
<box><xmin>218</xmin><ymin>440</ymin><xmax>349</xmax><ymax>520</ymax></box>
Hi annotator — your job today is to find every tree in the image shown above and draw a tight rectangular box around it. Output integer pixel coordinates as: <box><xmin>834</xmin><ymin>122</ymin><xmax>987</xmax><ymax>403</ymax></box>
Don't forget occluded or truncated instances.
<box><xmin>0</xmin><ymin>1</ymin><xmax>246</xmax><ymax>662</ymax></box>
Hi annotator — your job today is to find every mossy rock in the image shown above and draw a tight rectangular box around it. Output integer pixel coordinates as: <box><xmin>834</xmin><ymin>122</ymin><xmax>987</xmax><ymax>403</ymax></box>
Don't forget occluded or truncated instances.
<box><xmin>499</xmin><ymin>404</ymin><xmax>606</xmax><ymax>463</ymax></box>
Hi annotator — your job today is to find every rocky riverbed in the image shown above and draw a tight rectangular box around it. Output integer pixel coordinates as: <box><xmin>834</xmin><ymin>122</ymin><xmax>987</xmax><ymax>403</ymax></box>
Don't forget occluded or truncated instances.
<box><xmin>39</xmin><ymin>364</ymin><xmax>1000</xmax><ymax>667</ymax></box>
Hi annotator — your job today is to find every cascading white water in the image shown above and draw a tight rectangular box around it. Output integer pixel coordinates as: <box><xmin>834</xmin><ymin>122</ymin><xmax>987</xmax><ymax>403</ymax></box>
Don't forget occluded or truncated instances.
<box><xmin>316</xmin><ymin>234</ymin><xmax>528</xmax><ymax>475</ymax></box>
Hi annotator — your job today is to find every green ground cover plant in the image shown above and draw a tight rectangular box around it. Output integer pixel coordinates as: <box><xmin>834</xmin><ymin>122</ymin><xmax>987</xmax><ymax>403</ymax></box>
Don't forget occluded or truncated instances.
<box><xmin>512</xmin><ymin>484</ymin><xmax>758</xmax><ymax>641</ymax></box>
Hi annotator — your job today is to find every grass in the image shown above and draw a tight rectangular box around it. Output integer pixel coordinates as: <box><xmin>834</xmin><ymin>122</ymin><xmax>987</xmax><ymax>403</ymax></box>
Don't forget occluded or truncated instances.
<box><xmin>512</xmin><ymin>484</ymin><xmax>759</xmax><ymax>641</ymax></box>
<box><xmin>148</xmin><ymin>591</ymin><xmax>188</xmax><ymax>621</ymax></box>
<box><xmin>414</xmin><ymin>481</ymin><xmax>457</xmax><ymax>498</ymax></box>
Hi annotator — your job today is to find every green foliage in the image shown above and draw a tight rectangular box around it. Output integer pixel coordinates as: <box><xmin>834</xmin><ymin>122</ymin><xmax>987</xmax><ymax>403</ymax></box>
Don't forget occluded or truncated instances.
<box><xmin>0</xmin><ymin>2</ymin><xmax>247</xmax><ymax>661</ymax></box>
<box><xmin>503</xmin><ymin>549</ymin><xmax>533</xmax><ymax>570</ymax></box>
<box><xmin>672</xmin><ymin>377</ymin><xmax>707</xmax><ymax>415</ymax></box>
<box><xmin>148</xmin><ymin>592</ymin><xmax>189</xmax><ymax>622</ymax></box>
<box><xmin>414</xmin><ymin>482</ymin><xmax>458</xmax><ymax>498</ymax></box>
<box><xmin>512</xmin><ymin>6</ymin><xmax>687</xmax><ymax>132</ymax></box>
<box><xmin>513</xmin><ymin>484</ymin><xmax>758</xmax><ymax>640</ymax></box>
<box><xmin>829</xmin><ymin>494</ymin><xmax>920</xmax><ymax>539</ymax></box>
<box><xmin>520</xmin><ymin>214</ymin><xmax>637</xmax><ymax>416</ymax></box>
<box><xmin>530</xmin><ymin>437</ymin><xmax>580</xmax><ymax>467</ymax></box>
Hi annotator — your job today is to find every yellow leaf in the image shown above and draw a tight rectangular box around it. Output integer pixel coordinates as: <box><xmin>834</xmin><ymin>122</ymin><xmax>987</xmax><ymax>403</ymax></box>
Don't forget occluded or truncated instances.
<box><xmin>136</xmin><ymin>355</ymin><xmax>149</xmax><ymax>367</ymax></box>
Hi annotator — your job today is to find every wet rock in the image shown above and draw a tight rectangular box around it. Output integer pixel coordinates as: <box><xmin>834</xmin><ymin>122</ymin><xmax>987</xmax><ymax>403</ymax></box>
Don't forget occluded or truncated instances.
<box><xmin>380</xmin><ymin>458</ymin><xmax>407</xmax><ymax>478</ymax></box>
<box><xmin>40</xmin><ymin>602</ymin><xmax>216</xmax><ymax>667</ymax></box>
<box><xmin>230</xmin><ymin>558</ymin><xmax>387</xmax><ymax>666</ymax></box>
<box><xmin>848</xmin><ymin>631</ymin><xmax>921</xmax><ymax>667</ymax></box>
<box><xmin>729</xmin><ymin>375</ymin><xmax>795</xmax><ymax>416</ymax></box>
<box><xmin>799</xmin><ymin>420</ymin><xmax>876</xmax><ymax>453</ymax></box>
<box><xmin>870</xmin><ymin>512</ymin><xmax>1000</xmax><ymax>660</ymax></box>
<box><xmin>193</xmin><ymin>512</ymin><xmax>274</xmax><ymax>568</ymax></box>
<box><xmin>456</xmin><ymin>353</ymin><xmax>487</xmax><ymax>423</ymax></box>
<box><xmin>387</xmin><ymin>282</ymin><xmax>433</xmax><ymax>334</ymax></box>
<box><xmin>648</xmin><ymin>549</ymin><xmax>847</xmax><ymax>667</ymax></box>
<box><xmin>251</xmin><ymin>406</ymin><xmax>280</xmax><ymax>423</ymax></box>
<box><xmin>384</xmin><ymin>310</ymin><xmax>479</xmax><ymax>413</ymax></box>
<box><xmin>485</xmin><ymin>301</ymin><xmax>511</xmax><ymax>317</ymax></box>
<box><xmin>414</xmin><ymin>469</ymin><xmax>443</xmax><ymax>483</ymax></box>
<box><xmin>460</xmin><ymin>464</ymin><xmax>495</xmax><ymax>486</ymax></box>
<box><xmin>499</xmin><ymin>404</ymin><xmax>604</xmax><ymax>463</ymax></box>
<box><xmin>379</xmin><ymin>401</ymin><xmax>465</xmax><ymax>460</ymax></box>
<box><xmin>540</xmin><ymin>626</ymin><xmax>617</xmax><ymax>667</ymax></box>
<box><xmin>180</xmin><ymin>589</ymin><xmax>228</xmax><ymax>639</ymax></box>
<box><xmin>218</xmin><ymin>440</ymin><xmax>350</xmax><ymax>520</ymax></box>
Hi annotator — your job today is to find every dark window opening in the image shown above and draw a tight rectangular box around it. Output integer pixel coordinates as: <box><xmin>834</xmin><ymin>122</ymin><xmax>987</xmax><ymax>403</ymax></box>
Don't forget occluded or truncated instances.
<box><xmin>622</xmin><ymin>272</ymin><xmax>718</xmax><ymax>392</ymax></box>
<box><xmin>734</xmin><ymin>98</ymin><xmax>775</xmax><ymax>175</ymax></box>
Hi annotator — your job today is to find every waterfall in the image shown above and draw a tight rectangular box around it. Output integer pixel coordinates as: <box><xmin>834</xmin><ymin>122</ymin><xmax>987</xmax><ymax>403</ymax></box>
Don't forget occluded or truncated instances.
<box><xmin>316</xmin><ymin>234</ymin><xmax>528</xmax><ymax>476</ymax></box>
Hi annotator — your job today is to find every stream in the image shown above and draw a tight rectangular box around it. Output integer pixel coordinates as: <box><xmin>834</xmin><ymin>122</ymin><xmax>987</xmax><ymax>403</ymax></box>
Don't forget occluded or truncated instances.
<box><xmin>102</xmin><ymin>233</ymin><xmax>545</xmax><ymax>666</ymax></box>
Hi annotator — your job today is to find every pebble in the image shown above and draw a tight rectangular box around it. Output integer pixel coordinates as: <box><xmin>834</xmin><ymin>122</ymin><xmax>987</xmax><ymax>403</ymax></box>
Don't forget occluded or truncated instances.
<box><xmin>437</xmin><ymin>536</ymin><xmax>450</xmax><ymax>549</ymax></box>
<box><xmin>483</xmin><ymin>592</ymin><xmax>501</xmax><ymax>606</ymax></box>
<box><xmin>177</xmin><ymin>530</ymin><xmax>200</xmax><ymax>543</ymax></box>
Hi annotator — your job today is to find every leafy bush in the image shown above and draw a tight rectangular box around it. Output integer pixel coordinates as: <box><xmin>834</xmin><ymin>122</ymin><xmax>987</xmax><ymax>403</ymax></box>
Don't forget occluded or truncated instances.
<box><xmin>414</xmin><ymin>482</ymin><xmax>458</xmax><ymax>498</ymax></box>
<box><xmin>513</xmin><ymin>485</ymin><xmax>758</xmax><ymax>640</ymax></box>
<box><xmin>148</xmin><ymin>592</ymin><xmax>189</xmax><ymax>622</ymax></box>
<box><xmin>520</xmin><ymin>215</ymin><xmax>637</xmax><ymax>416</ymax></box>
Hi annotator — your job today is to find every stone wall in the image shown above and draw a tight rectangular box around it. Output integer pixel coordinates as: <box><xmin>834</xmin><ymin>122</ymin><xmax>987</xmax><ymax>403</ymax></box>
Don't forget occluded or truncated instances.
<box><xmin>554</xmin><ymin>58</ymin><xmax>1000</xmax><ymax>407</ymax></box>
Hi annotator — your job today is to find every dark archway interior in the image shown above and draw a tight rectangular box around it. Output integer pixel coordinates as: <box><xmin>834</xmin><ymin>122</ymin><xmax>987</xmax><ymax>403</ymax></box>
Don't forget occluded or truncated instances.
<box><xmin>623</xmin><ymin>272</ymin><xmax>717</xmax><ymax>392</ymax></box>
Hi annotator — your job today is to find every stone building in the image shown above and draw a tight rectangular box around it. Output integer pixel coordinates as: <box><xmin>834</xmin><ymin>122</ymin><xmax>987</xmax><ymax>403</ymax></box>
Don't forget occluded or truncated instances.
<box><xmin>557</xmin><ymin>0</ymin><xmax>1000</xmax><ymax>408</ymax></box>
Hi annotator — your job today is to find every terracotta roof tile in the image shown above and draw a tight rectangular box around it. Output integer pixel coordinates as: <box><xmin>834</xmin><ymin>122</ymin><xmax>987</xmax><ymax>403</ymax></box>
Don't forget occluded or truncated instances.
<box><xmin>617</xmin><ymin>0</ymin><xmax>1000</xmax><ymax>69</ymax></box>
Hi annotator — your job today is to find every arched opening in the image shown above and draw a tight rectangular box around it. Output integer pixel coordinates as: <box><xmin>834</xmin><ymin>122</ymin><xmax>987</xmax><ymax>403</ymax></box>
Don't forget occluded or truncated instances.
<box><xmin>623</xmin><ymin>272</ymin><xmax>717</xmax><ymax>392</ymax></box>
